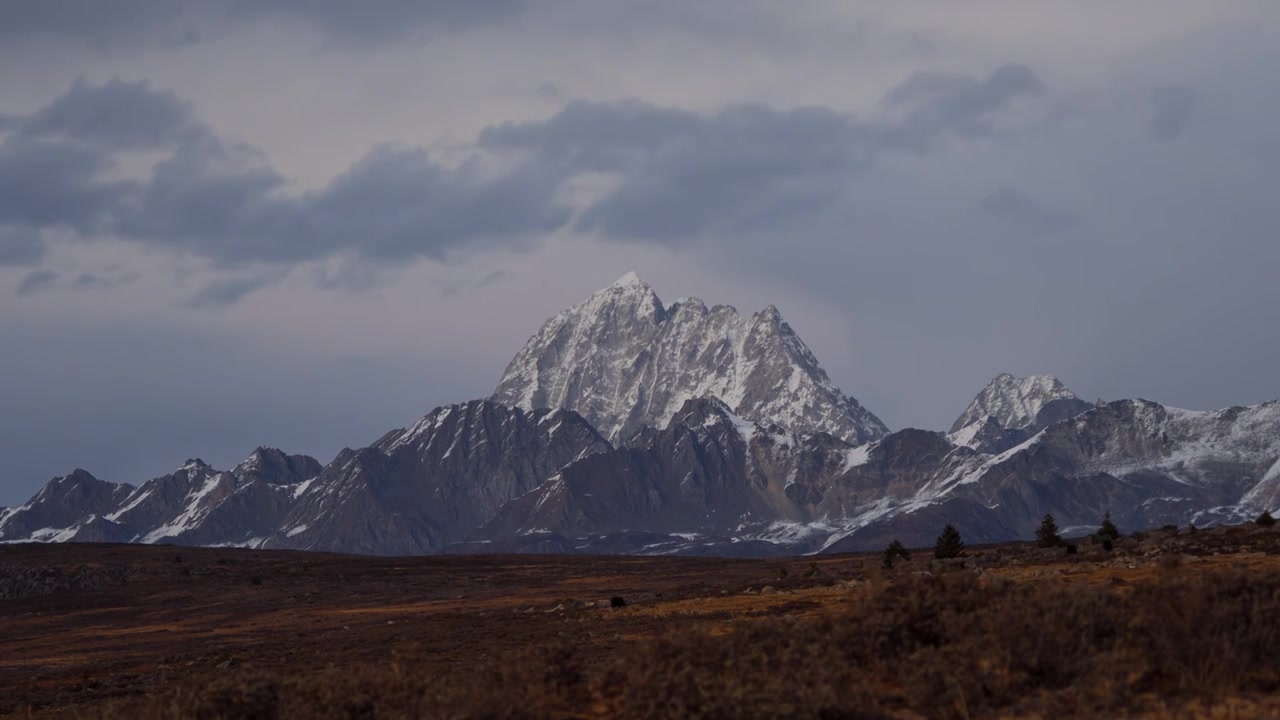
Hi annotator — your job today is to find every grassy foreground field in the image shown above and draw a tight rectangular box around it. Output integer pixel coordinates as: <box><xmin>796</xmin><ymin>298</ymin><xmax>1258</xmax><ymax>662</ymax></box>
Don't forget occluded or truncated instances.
<box><xmin>4</xmin><ymin>524</ymin><xmax>1280</xmax><ymax>719</ymax></box>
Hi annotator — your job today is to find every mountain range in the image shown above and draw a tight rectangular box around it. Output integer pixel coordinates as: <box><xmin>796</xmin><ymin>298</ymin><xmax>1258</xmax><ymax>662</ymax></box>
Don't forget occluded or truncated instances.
<box><xmin>3</xmin><ymin>274</ymin><xmax>1278</xmax><ymax>556</ymax></box>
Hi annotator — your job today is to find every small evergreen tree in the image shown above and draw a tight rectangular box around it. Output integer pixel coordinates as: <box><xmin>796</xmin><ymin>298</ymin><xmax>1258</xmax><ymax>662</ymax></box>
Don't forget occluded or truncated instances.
<box><xmin>1257</xmin><ymin>510</ymin><xmax>1276</xmax><ymax>527</ymax></box>
<box><xmin>934</xmin><ymin>524</ymin><xmax>965</xmax><ymax>559</ymax></box>
<box><xmin>1098</xmin><ymin>511</ymin><xmax>1121</xmax><ymax>540</ymax></box>
<box><xmin>1036</xmin><ymin>513</ymin><xmax>1063</xmax><ymax>548</ymax></box>
<box><xmin>882</xmin><ymin>539</ymin><xmax>909</xmax><ymax>569</ymax></box>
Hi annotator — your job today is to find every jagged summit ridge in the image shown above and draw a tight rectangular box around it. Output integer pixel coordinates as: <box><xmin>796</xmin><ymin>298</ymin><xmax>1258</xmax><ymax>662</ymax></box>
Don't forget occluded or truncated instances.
<box><xmin>950</xmin><ymin>372</ymin><xmax>1091</xmax><ymax>435</ymax></box>
<box><xmin>491</xmin><ymin>273</ymin><xmax>889</xmax><ymax>445</ymax></box>
<box><xmin>233</xmin><ymin>447</ymin><xmax>324</xmax><ymax>486</ymax></box>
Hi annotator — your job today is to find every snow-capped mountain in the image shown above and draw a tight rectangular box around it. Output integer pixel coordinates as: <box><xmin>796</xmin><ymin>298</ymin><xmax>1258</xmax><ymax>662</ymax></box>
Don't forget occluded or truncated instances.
<box><xmin>950</xmin><ymin>373</ymin><xmax>1094</xmax><ymax>436</ymax></box>
<box><xmin>6</xmin><ymin>392</ymin><xmax>1279</xmax><ymax>557</ymax></box>
<box><xmin>823</xmin><ymin>398</ymin><xmax>1280</xmax><ymax>552</ymax></box>
<box><xmin>0</xmin><ymin>404</ymin><xmax>609</xmax><ymax>555</ymax></box>
<box><xmin>0</xmin><ymin>470</ymin><xmax>134</xmax><ymax>544</ymax></box>
<box><xmin>0</xmin><ymin>449</ymin><xmax>321</xmax><ymax>547</ymax></box>
<box><xmin>475</xmin><ymin>394</ymin><xmax>1280</xmax><ymax>554</ymax></box>
<box><xmin>5</xmin><ymin>275</ymin><xmax>1280</xmax><ymax>557</ymax></box>
<box><xmin>492</xmin><ymin>272</ymin><xmax>888</xmax><ymax>446</ymax></box>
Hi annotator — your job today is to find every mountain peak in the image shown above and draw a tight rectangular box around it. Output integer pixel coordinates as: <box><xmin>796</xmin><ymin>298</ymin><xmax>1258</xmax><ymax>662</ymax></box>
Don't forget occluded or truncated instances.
<box><xmin>951</xmin><ymin>373</ymin><xmax>1087</xmax><ymax>434</ymax></box>
<box><xmin>990</xmin><ymin>371</ymin><xmax>1061</xmax><ymax>386</ymax></box>
<box><xmin>58</xmin><ymin>468</ymin><xmax>102</xmax><ymax>486</ymax></box>
<box><xmin>581</xmin><ymin>272</ymin><xmax>666</xmax><ymax>319</ymax></box>
<box><xmin>609</xmin><ymin>270</ymin><xmax>646</xmax><ymax>289</ymax></box>
<box><xmin>755</xmin><ymin>304</ymin><xmax>784</xmax><ymax>324</ymax></box>
<box><xmin>233</xmin><ymin>447</ymin><xmax>322</xmax><ymax>485</ymax></box>
<box><xmin>492</xmin><ymin>278</ymin><xmax>887</xmax><ymax>445</ymax></box>
<box><xmin>235</xmin><ymin>446</ymin><xmax>283</xmax><ymax>472</ymax></box>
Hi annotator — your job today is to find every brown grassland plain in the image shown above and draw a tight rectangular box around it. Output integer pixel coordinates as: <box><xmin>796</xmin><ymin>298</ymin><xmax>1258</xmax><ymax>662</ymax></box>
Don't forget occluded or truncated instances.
<box><xmin>3</xmin><ymin>523</ymin><xmax>1280</xmax><ymax>719</ymax></box>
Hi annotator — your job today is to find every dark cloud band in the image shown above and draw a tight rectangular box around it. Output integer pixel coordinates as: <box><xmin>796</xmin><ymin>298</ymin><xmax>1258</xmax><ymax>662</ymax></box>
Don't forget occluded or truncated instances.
<box><xmin>0</xmin><ymin>79</ymin><xmax>571</xmax><ymax>283</ymax></box>
<box><xmin>2</xmin><ymin>66</ymin><xmax>1044</xmax><ymax>279</ymax></box>
<box><xmin>2</xmin><ymin>0</ymin><xmax>530</xmax><ymax>51</ymax></box>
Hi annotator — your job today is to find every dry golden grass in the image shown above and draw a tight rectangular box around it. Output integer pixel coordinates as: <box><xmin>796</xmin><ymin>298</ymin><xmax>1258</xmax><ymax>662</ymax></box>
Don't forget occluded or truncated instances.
<box><xmin>6</xmin><ymin>524</ymin><xmax>1280</xmax><ymax>719</ymax></box>
<box><xmin>86</xmin><ymin>567</ymin><xmax>1280</xmax><ymax>720</ymax></box>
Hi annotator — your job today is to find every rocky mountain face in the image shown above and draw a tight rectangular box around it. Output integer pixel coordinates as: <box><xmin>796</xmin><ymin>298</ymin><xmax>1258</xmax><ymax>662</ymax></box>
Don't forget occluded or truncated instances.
<box><xmin>477</xmin><ymin>394</ymin><xmax>1280</xmax><ymax>555</ymax></box>
<box><xmin>5</xmin><ymin>275</ymin><xmax>1279</xmax><ymax>558</ymax></box>
<box><xmin>945</xmin><ymin>414</ymin><xmax>1031</xmax><ymax>455</ymax></box>
<box><xmin>951</xmin><ymin>373</ymin><xmax>1094</xmax><ymax>436</ymax></box>
<box><xmin>492</xmin><ymin>272</ymin><xmax>888</xmax><ymax>446</ymax></box>
<box><xmin>234</xmin><ymin>448</ymin><xmax>323</xmax><ymax>486</ymax></box>
<box><xmin>480</xmin><ymin>397</ymin><xmax>856</xmax><ymax>543</ymax></box>
<box><xmin>260</xmin><ymin>400</ymin><xmax>611</xmax><ymax>555</ymax></box>
<box><xmin>1</xmin><ymin>403</ymin><xmax>609</xmax><ymax>555</ymax></box>
<box><xmin>0</xmin><ymin>452</ymin><xmax>321</xmax><ymax>548</ymax></box>
<box><xmin>820</xmin><ymin>398</ymin><xmax>1280</xmax><ymax>552</ymax></box>
<box><xmin>0</xmin><ymin>470</ymin><xmax>135</xmax><ymax>543</ymax></box>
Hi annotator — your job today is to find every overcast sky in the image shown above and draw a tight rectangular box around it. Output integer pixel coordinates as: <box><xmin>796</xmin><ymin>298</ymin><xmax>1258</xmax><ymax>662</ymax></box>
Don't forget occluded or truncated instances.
<box><xmin>2</xmin><ymin>1</ymin><xmax>1278</xmax><ymax>504</ymax></box>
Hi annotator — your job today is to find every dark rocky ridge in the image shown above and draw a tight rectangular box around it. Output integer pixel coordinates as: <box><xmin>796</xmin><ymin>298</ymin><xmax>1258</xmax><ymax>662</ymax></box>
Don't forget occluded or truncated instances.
<box><xmin>261</xmin><ymin>400</ymin><xmax>612</xmax><ymax>555</ymax></box>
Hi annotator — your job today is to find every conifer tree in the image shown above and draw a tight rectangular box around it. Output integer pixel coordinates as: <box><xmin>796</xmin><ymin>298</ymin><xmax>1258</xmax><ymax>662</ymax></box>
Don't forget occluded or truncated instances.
<box><xmin>1258</xmin><ymin>510</ymin><xmax>1276</xmax><ymax>527</ymax></box>
<box><xmin>1036</xmin><ymin>513</ymin><xmax>1063</xmax><ymax>548</ymax></box>
<box><xmin>1098</xmin><ymin>511</ymin><xmax>1121</xmax><ymax>540</ymax></box>
<box><xmin>882</xmin><ymin>539</ymin><xmax>909</xmax><ymax>569</ymax></box>
<box><xmin>934</xmin><ymin>524</ymin><xmax>965</xmax><ymax>559</ymax></box>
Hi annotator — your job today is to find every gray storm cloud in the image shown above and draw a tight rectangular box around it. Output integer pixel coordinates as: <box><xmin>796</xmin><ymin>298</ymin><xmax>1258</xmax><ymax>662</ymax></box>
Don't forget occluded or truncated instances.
<box><xmin>2</xmin><ymin>64</ymin><xmax>1044</xmax><ymax>284</ymax></box>
<box><xmin>479</xmin><ymin>64</ymin><xmax>1042</xmax><ymax>242</ymax></box>
<box><xmin>0</xmin><ymin>79</ymin><xmax>570</xmax><ymax>287</ymax></box>
<box><xmin>1</xmin><ymin>0</ymin><xmax>531</xmax><ymax>50</ymax></box>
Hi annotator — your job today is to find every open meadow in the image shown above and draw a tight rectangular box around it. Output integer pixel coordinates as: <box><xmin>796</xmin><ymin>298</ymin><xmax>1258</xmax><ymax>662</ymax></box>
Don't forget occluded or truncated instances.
<box><xmin>5</xmin><ymin>523</ymin><xmax>1280</xmax><ymax>719</ymax></box>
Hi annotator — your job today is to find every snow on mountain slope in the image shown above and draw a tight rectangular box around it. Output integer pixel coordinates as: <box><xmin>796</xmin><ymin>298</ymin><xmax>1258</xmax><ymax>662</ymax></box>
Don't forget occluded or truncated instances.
<box><xmin>821</xmin><ymin>398</ymin><xmax>1280</xmax><ymax>552</ymax></box>
<box><xmin>492</xmin><ymin>273</ymin><xmax>888</xmax><ymax>446</ymax></box>
<box><xmin>0</xmin><ymin>470</ymin><xmax>135</xmax><ymax>543</ymax></box>
<box><xmin>1066</xmin><ymin>400</ymin><xmax>1280</xmax><ymax>483</ymax></box>
<box><xmin>262</xmin><ymin>400</ymin><xmax>611</xmax><ymax>555</ymax></box>
<box><xmin>946</xmin><ymin>414</ymin><xmax>1030</xmax><ymax>454</ymax></box>
<box><xmin>951</xmin><ymin>373</ymin><xmax>1092</xmax><ymax>434</ymax></box>
<box><xmin>7</xmin><ymin>393</ymin><xmax>1280</xmax><ymax>556</ymax></box>
<box><xmin>6</xmin><ymin>281</ymin><xmax>1279</xmax><ymax>558</ymax></box>
<box><xmin>0</xmin><ymin>450</ymin><xmax>321</xmax><ymax>547</ymax></box>
<box><xmin>1242</xmin><ymin>456</ymin><xmax>1280</xmax><ymax>512</ymax></box>
<box><xmin>479</xmin><ymin>396</ymin><xmax>864</xmax><ymax>543</ymax></box>
<box><xmin>136</xmin><ymin>463</ymin><xmax>237</xmax><ymax>543</ymax></box>
<box><xmin>233</xmin><ymin>447</ymin><xmax>323</xmax><ymax>486</ymax></box>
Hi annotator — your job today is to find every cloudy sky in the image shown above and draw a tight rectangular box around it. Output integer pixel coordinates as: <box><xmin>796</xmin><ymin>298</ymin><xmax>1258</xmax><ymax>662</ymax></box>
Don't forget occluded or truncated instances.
<box><xmin>2</xmin><ymin>1</ymin><xmax>1278</xmax><ymax>504</ymax></box>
